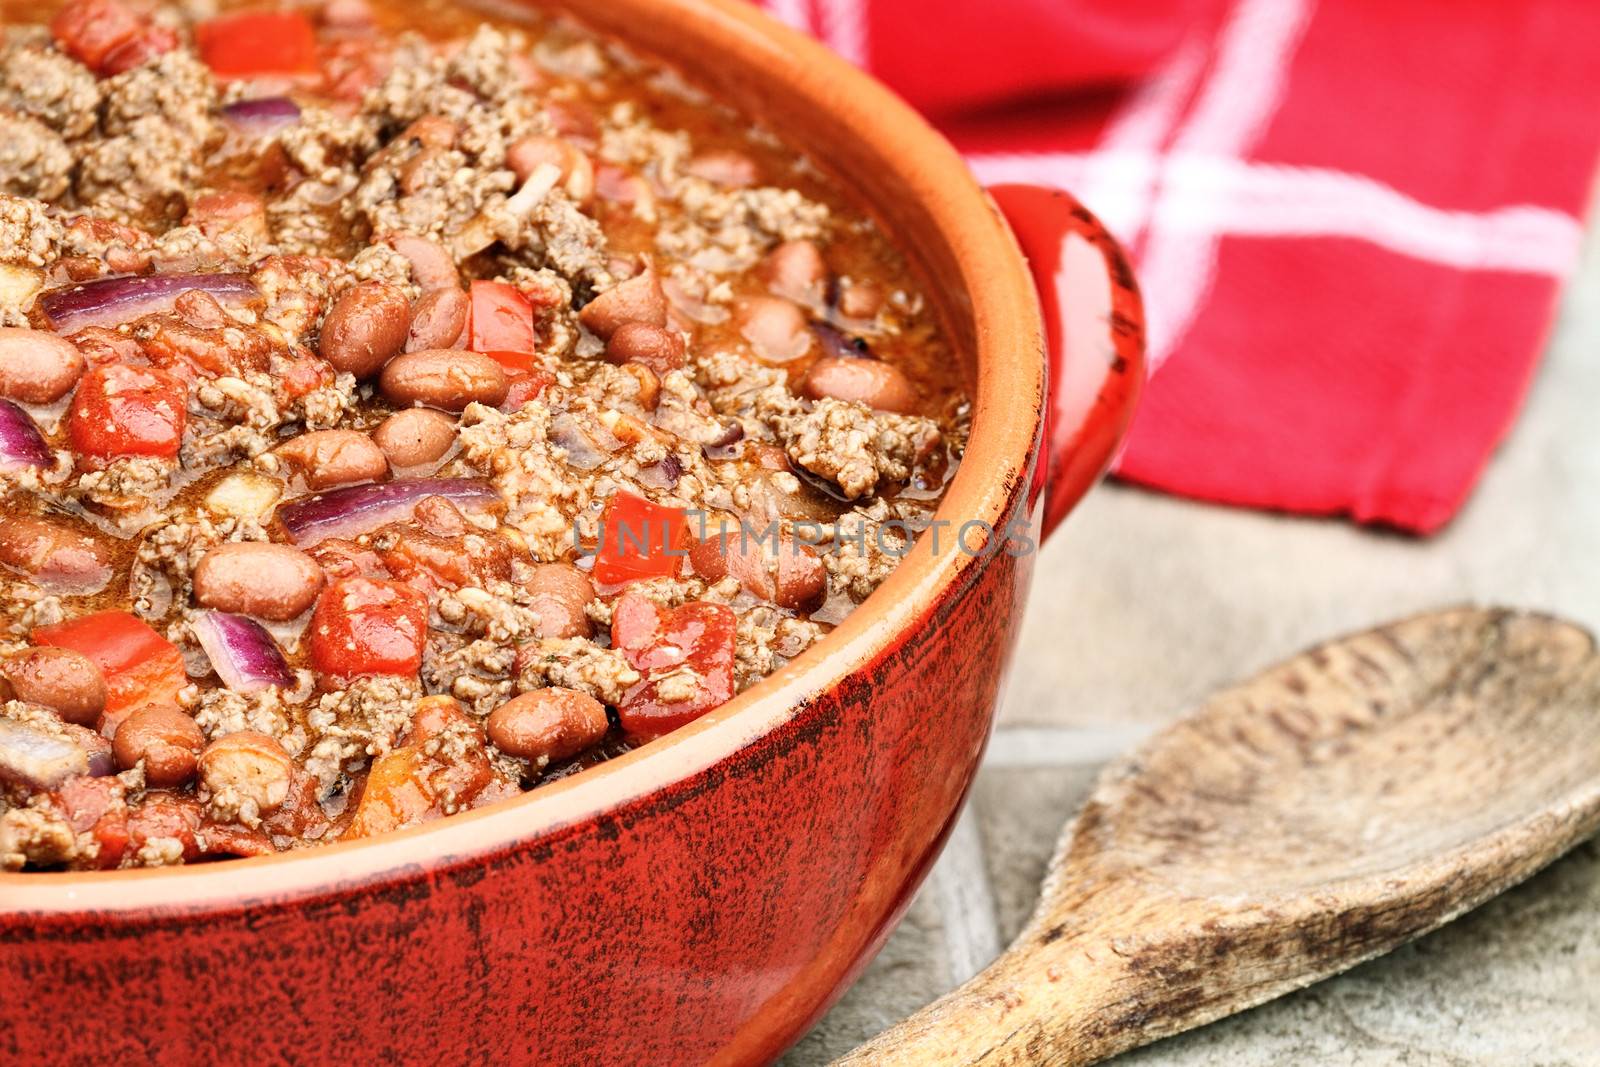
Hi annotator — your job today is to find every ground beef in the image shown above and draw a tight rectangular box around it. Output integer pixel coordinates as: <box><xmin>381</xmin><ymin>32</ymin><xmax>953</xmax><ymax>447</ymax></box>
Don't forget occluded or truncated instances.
<box><xmin>0</xmin><ymin>113</ymin><xmax>73</xmax><ymax>200</ymax></box>
<box><xmin>822</xmin><ymin>500</ymin><xmax>915</xmax><ymax>602</ymax></box>
<box><xmin>770</xmin><ymin>398</ymin><xmax>941</xmax><ymax>499</ymax></box>
<box><xmin>100</xmin><ymin>49</ymin><xmax>218</xmax><ymax>148</ymax></box>
<box><xmin>0</xmin><ymin>43</ymin><xmax>101</xmax><ymax>139</ymax></box>
<box><xmin>0</xmin><ymin>193</ymin><xmax>62</xmax><ymax>266</ymax></box>
<box><xmin>193</xmin><ymin>686</ymin><xmax>312</xmax><ymax>757</ymax></box>
<box><xmin>252</xmin><ymin>255</ymin><xmax>339</xmax><ymax>342</ymax></box>
<box><xmin>148</xmin><ymin>223</ymin><xmax>246</xmax><ymax>273</ymax></box>
<box><xmin>422</xmin><ymin>634</ymin><xmax>518</xmax><ymax>715</ymax></box>
<box><xmin>301</xmin><ymin>675</ymin><xmax>424</xmax><ymax>797</ymax></box>
<box><xmin>516</xmin><ymin>637</ymin><xmax>640</xmax><ymax>706</ymax></box>
<box><xmin>75</xmin><ymin>457</ymin><xmax>176</xmax><ymax>524</ymax></box>
<box><xmin>77</xmin><ymin>116</ymin><xmax>193</xmax><ymax>216</ymax></box>
<box><xmin>732</xmin><ymin>605</ymin><xmax>823</xmax><ymax>691</ymax></box>
<box><xmin>494</xmin><ymin>188</ymin><xmax>612</xmax><ymax>292</ymax></box>
<box><xmin>457</xmin><ymin>401</ymin><xmax>584</xmax><ymax>559</ymax></box>
<box><xmin>0</xmin><ymin>805</ymin><xmax>85</xmax><ymax>871</ymax></box>
<box><xmin>279</xmin><ymin>106</ymin><xmax>377</xmax><ymax>176</ymax></box>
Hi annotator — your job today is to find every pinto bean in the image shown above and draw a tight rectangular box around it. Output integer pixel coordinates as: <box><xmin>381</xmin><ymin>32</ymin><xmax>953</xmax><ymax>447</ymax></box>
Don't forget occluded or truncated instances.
<box><xmin>185</xmin><ymin>191</ymin><xmax>269</xmax><ymax>245</ymax></box>
<box><xmin>172</xmin><ymin>289</ymin><xmax>229</xmax><ymax>330</ymax></box>
<box><xmin>379</xmin><ymin>349</ymin><xmax>509</xmax><ymax>410</ymax></box>
<box><xmin>193</xmin><ymin>542</ymin><xmax>326</xmax><ymax>621</ymax></box>
<box><xmin>399</xmin><ymin>146</ymin><xmax>452</xmax><ymax>196</ymax></box>
<box><xmin>0</xmin><ymin>513</ymin><xmax>113</xmax><ymax>593</ymax></box>
<box><xmin>738</xmin><ymin>297</ymin><xmax>812</xmax><ymax>363</ymax></box>
<box><xmin>545</xmin><ymin>99</ymin><xmax>599</xmax><ymax>141</ymax></box>
<box><xmin>402</xmin><ymin>115</ymin><xmax>459</xmax><ymax>150</ymax></box>
<box><xmin>686</xmin><ymin>149</ymin><xmax>759</xmax><ymax>188</ymax></box>
<box><xmin>507</xmin><ymin>134</ymin><xmax>594</xmax><ymax>202</ymax></box>
<box><xmin>113</xmin><ymin>706</ymin><xmax>204</xmax><ymax>786</ymax></box>
<box><xmin>691</xmin><ymin>534</ymin><xmax>826</xmax><ymax>611</ymax></box>
<box><xmin>408</xmin><ymin>694</ymin><xmax>475</xmax><ymax>745</ymax></box>
<box><xmin>412</xmin><ymin>495</ymin><xmax>467</xmax><ymax>537</ymax></box>
<box><xmin>275</xmin><ymin>429</ymin><xmax>389</xmax><ymax>489</ymax></box>
<box><xmin>321</xmin><ymin>0</ymin><xmax>374</xmax><ymax>27</ymax></box>
<box><xmin>372</xmin><ymin>408</ymin><xmax>457</xmax><ymax>469</ymax></box>
<box><xmin>382</xmin><ymin>233</ymin><xmax>460</xmax><ymax>291</ymax></box>
<box><xmin>0</xmin><ymin>327</ymin><xmax>86</xmax><ymax>403</ymax></box>
<box><xmin>406</xmin><ymin>287</ymin><xmax>468</xmax><ymax>352</ymax></box>
<box><xmin>197</xmin><ymin>731</ymin><xmax>295</xmax><ymax>815</ymax></box>
<box><xmin>487</xmin><ymin>688</ymin><xmax>607</xmax><ymax>763</ymax></box>
<box><xmin>604</xmin><ymin>321</ymin><xmax>685</xmax><ymax>374</ymax></box>
<box><xmin>319</xmin><ymin>282</ymin><xmax>412</xmax><ymax>378</ymax></box>
<box><xmin>759</xmin><ymin>240</ymin><xmax>827</xmax><ymax>305</ymax></box>
<box><xmin>526</xmin><ymin>562</ymin><xmax>594</xmax><ymax>639</ymax></box>
<box><xmin>1</xmin><ymin>648</ymin><xmax>106</xmax><ymax>726</ymax></box>
<box><xmin>376</xmin><ymin>522</ymin><xmax>514</xmax><ymax>590</ymax></box>
<box><xmin>621</xmin><ymin>361</ymin><xmax>660</xmax><ymax>411</ymax></box>
<box><xmin>594</xmin><ymin>165</ymin><xmax>656</xmax><ymax>217</ymax></box>
<box><xmin>578</xmin><ymin>269</ymin><xmax>667</xmax><ymax>341</ymax></box>
<box><xmin>836</xmin><ymin>279</ymin><xmax>885</xmax><ymax>320</ymax></box>
<box><xmin>801</xmin><ymin>355</ymin><xmax>918</xmax><ymax>414</ymax></box>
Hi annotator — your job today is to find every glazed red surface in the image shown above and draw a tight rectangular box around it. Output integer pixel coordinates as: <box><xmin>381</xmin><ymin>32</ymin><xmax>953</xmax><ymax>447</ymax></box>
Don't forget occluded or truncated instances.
<box><xmin>0</xmin><ymin>28</ymin><xmax>1143</xmax><ymax>1067</ymax></box>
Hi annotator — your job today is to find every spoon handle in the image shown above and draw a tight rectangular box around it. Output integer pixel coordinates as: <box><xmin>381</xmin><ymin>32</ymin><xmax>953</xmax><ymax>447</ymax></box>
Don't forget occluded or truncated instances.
<box><xmin>831</xmin><ymin>909</ymin><xmax>1134</xmax><ymax>1066</ymax></box>
<box><xmin>837</xmin><ymin>609</ymin><xmax>1600</xmax><ymax>1065</ymax></box>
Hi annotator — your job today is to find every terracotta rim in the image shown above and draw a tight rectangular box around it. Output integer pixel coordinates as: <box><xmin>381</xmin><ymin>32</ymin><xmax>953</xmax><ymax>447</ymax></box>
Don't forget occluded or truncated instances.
<box><xmin>0</xmin><ymin>0</ymin><xmax>1044</xmax><ymax>911</ymax></box>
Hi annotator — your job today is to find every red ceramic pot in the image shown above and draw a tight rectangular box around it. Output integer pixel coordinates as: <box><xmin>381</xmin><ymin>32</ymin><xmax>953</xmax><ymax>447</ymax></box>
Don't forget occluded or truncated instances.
<box><xmin>0</xmin><ymin>2</ymin><xmax>1143</xmax><ymax>1063</ymax></box>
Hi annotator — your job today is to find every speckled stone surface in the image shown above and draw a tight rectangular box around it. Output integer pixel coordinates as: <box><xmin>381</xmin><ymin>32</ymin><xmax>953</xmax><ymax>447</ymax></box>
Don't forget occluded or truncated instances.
<box><xmin>781</xmin><ymin>231</ymin><xmax>1600</xmax><ymax>1064</ymax></box>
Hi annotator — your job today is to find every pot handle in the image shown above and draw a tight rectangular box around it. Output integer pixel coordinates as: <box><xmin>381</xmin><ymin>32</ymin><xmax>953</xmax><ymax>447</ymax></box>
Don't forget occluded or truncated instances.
<box><xmin>989</xmin><ymin>185</ymin><xmax>1146</xmax><ymax>541</ymax></box>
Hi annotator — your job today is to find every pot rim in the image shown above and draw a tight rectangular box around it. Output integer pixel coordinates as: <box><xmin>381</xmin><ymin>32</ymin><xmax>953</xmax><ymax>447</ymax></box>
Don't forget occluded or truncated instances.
<box><xmin>0</xmin><ymin>0</ymin><xmax>1044</xmax><ymax>913</ymax></box>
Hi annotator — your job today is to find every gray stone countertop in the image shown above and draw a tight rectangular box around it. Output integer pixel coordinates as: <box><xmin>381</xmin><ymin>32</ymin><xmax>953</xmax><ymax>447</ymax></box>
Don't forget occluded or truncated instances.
<box><xmin>780</xmin><ymin>230</ymin><xmax>1600</xmax><ymax>1064</ymax></box>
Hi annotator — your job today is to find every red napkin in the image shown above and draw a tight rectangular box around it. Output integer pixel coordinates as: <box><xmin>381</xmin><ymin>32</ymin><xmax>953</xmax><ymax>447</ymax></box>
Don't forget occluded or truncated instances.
<box><xmin>757</xmin><ymin>0</ymin><xmax>1600</xmax><ymax>533</ymax></box>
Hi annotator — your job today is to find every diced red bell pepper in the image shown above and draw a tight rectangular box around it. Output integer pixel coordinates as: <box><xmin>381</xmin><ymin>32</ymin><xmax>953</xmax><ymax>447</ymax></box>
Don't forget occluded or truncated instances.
<box><xmin>482</xmin><ymin>350</ymin><xmax>540</xmax><ymax>376</ymax></box>
<box><xmin>501</xmin><ymin>370</ymin><xmax>554</xmax><ymax>411</ymax></box>
<box><xmin>591</xmin><ymin>491</ymin><xmax>688</xmax><ymax>588</ymax></box>
<box><xmin>342</xmin><ymin>747</ymin><xmax>435</xmax><ymax>839</ymax></box>
<box><xmin>52</xmin><ymin>776</ymin><xmax>128</xmax><ymax>868</ymax></box>
<box><xmin>278</xmin><ymin>349</ymin><xmax>337</xmax><ymax>401</ymax></box>
<box><xmin>308</xmin><ymin>538</ymin><xmax>388</xmax><ymax>582</ymax></box>
<box><xmin>195</xmin><ymin>10</ymin><xmax>319</xmax><ymax>79</ymax></box>
<box><xmin>33</xmin><ymin>611</ymin><xmax>189</xmax><ymax>728</ymax></box>
<box><xmin>68</xmin><ymin>364</ymin><xmax>187</xmax><ymax>462</ymax></box>
<box><xmin>483</xmin><ymin>350</ymin><xmax>552</xmax><ymax>411</ymax></box>
<box><xmin>468</xmin><ymin>281</ymin><xmax>537</xmax><ymax>355</ymax></box>
<box><xmin>343</xmin><ymin>699</ymin><xmax>502</xmax><ymax>839</ymax></box>
<box><xmin>50</xmin><ymin>0</ymin><xmax>173</xmax><ymax>75</ymax></box>
<box><xmin>611</xmin><ymin>593</ymin><xmax>737</xmax><ymax>739</ymax></box>
<box><xmin>100</xmin><ymin>24</ymin><xmax>179</xmax><ymax>76</ymax></box>
<box><xmin>308</xmin><ymin>577</ymin><xmax>428</xmax><ymax>680</ymax></box>
<box><xmin>125</xmin><ymin>793</ymin><xmax>204</xmax><ymax>863</ymax></box>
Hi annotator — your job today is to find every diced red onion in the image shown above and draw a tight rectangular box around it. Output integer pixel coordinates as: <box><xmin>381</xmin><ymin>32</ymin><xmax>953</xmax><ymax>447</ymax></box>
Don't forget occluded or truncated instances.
<box><xmin>62</xmin><ymin>723</ymin><xmax>114</xmax><ymax>778</ymax></box>
<box><xmin>192</xmin><ymin>611</ymin><xmax>295</xmax><ymax>694</ymax></box>
<box><xmin>0</xmin><ymin>718</ymin><xmax>89</xmax><ymax>790</ymax></box>
<box><xmin>38</xmin><ymin>272</ymin><xmax>258</xmax><ymax>334</ymax></box>
<box><xmin>637</xmin><ymin>453</ymin><xmax>682</xmax><ymax>490</ymax></box>
<box><xmin>701</xmin><ymin>421</ymin><xmax>745</xmax><ymax>461</ymax></box>
<box><xmin>787</xmin><ymin>456</ymin><xmax>852</xmax><ymax>503</ymax></box>
<box><xmin>278</xmin><ymin>478</ymin><xmax>500</xmax><ymax>546</ymax></box>
<box><xmin>0</xmin><ymin>400</ymin><xmax>51</xmax><ymax>472</ymax></box>
<box><xmin>811</xmin><ymin>320</ymin><xmax>871</xmax><ymax>360</ymax></box>
<box><xmin>550</xmin><ymin>412</ymin><xmax>621</xmax><ymax>472</ymax></box>
<box><xmin>221</xmin><ymin>96</ymin><xmax>302</xmax><ymax>135</ymax></box>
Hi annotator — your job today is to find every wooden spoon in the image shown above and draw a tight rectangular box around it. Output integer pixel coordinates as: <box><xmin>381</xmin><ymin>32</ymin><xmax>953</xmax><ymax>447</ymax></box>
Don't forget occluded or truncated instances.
<box><xmin>839</xmin><ymin>606</ymin><xmax>1600</xmax><ymax>1065</ymax></box>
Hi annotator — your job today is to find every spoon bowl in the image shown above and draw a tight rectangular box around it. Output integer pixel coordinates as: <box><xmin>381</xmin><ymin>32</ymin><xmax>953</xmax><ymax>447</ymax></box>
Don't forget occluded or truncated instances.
<box><xmin>844</xmin><ymin>607</ymin><xmax>1600</xmax><ymax>1065</ymax></box>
